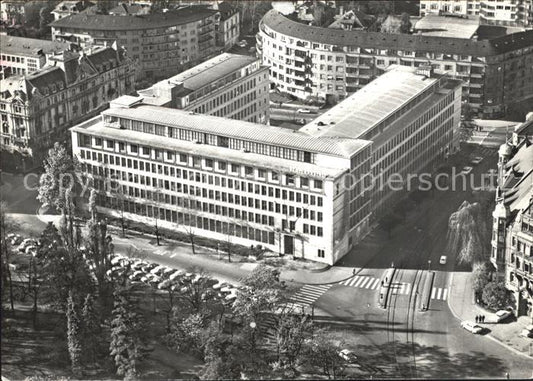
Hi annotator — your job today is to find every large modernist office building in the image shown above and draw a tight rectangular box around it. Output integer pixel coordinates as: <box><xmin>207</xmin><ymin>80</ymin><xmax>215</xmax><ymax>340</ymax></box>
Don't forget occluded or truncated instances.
<box><xmin>301</xmin><ymin>65</ymin><xmax>462</xmax><ymax>219</ymax></box>
<box><xmin>71</xmin><ymin>65</ymin><xmax>461</xmax><ymax>265</ymax></box>
<box><xmin>137</xmin><ymin>53</ymin><xmax>270</xmax><ymax>124</ymax></box>
<box><xmin>257</xmin><ymin>9</ymin><xmax>533</xmax><ymax>118</ymax></box>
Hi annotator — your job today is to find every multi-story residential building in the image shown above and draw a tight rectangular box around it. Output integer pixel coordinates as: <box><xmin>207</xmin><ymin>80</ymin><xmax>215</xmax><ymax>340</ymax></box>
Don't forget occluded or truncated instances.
<box><xmin>491</xmin><ymin>113</ymin><xmax>533</xmax><ymax>318</ymax></box>
<box><xmin>257</xmin><ymin>9</ymin><xmax>533</xmax><ymax>118</ymax></box>
<box><xmin>70</xmin><ymin>97</ymin><xmax>373</xmax><ymax>265</ymax></box>
<box><xmin>137</xmin><ymin>53</ymin><xmax>270</xmax><ymax>124</ymax></box>
<box><xmin>215</xmin><ymin>2</ymin><xmax>240</xmax><ymax>51</ymax></box>
<box><xmin>0</xmin><ymin>45</ymin><xmax>135</xmax><ymax>171</ymax></box>
<box><xmin>421</xmin><ymin>0</ymin><xmax>533</xmax><ymax>27</ymax></box>
<box><xmin>301</xmin><ymin>65</ymin><xmax>462</xmax><ymax>219</ymax></box>
<box><xmin>0</xmin><ymin>36</ymin><xmax>71</xmax><ymax>79</ymax></box>
<box><xmin>52</xmin><ymin>1</ymin><xmax>94</xmax><ymax>21</ymax></box>
<box><xmin>50</xmin><ymin>7</ymin><xmax>220</xmax><ymax>82</ymax></box>
<box><xmin>480</xmin><ymin>0</ymin><xmax>533</xmax><ymax>28</ymax></box>
<box><xmin>421</xmin><ymin>0</ymin><xmax>481</xmax><ymax>16</ymax></box>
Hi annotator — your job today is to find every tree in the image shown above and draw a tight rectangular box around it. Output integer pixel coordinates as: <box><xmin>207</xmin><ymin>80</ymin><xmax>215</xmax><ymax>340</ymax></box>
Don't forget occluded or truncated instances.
<box><xmin>241</xmin><ymin>264</ymin><xmax>285</xmax><ymax>291</ymax></box>
<box><xmin>166</xmin><ymin>311</ymin><xmax>207</xmax><ymax>357</ymax></box>
<box><xmin>303</xmin><ymin>328</ymin><xmax>347</xmax><ymax>379</ymax></box>
<box><xmin>38</xmin><ymin>142</ymin><xmax>80</xmax><ymax>212</ymax></box>
<box><xmin>179</xmin><ymin>268</ymin><xmax>219</xmax><ymax>314</ymax></box>
<box><xmin>399</xmin><ymin>12</ymin><xmax>411</xmax><ymax>34</ymax></box>
<box><xmin>273</xmin><ymin>312</ymin><xmax>313</xmax><ymax>369</ymax></box>
<box><xmin>482</xmin><ymin>280</ymin><xmax>513</xmax><ymax>311</ymax></box>
<box><xmin>109</xmin><ymin>287</ymin><xmax>149</xmax><ymax>380</ymax></box>
<box><xmin>472</xmin><ymin>262</ymin><xmax>494</xmax><ymax>300</ymax></box>
<box><xmin>66</xmin><ymin>292</ymin><xmax>83</xmax><ymax>376</ymax></box>
<box><xmin>82</xmin><ymin>293</ymin><xmax>100</xmax><ymax>364</ymax></box>
<box><xmin>0</xmin><ymin>200</ymin><xmax>15</xmax><ymax>312</ymax></box>
<box><xmin>446</xmin><ymin>201</ymin><xmax>488</xmax><ymax>266</ymax></box>
<box><xmin>88</xmin><ymin>188</ymin><xmax>97</xmax><ymax>220</ymax></box>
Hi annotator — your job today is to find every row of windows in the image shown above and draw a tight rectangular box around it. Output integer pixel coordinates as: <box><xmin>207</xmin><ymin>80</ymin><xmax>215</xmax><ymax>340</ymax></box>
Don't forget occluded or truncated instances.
<box><xmin>83</xmin><ymin>161</ymin><xmax>324</xmax><ymax>215</ymax></box>
<box><xmin>101</xmin><ymin>115</ymin><xmax>315</xmax><ymax>163</ymax></box>
<box><xmin>79</xmin><ymin>148</ymin><xmax>324</xmax><ymax>191</ymax></box>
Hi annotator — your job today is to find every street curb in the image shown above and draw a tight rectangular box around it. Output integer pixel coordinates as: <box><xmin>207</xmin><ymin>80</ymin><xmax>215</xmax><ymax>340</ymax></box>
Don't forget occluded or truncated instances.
<box><xmin>447</xmin><ymin>273</ymin><xmax>532</xmax><ymax>359</ymax></box>
<box><xmin>293</xmin><ymin>267</ymin><xmax>367</xmax><ymax>286</ymax></box>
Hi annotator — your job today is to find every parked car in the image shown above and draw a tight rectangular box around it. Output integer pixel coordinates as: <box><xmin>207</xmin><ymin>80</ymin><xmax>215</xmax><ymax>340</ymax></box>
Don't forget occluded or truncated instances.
<box><xmin>339</xmin><ymin>349</ymin><xmax>358</xmax><ymax>363</ymax></box>
<box><xmin>471</xmin><ymin>156</ymin><xmax>483</xmax><ymax>165</ymax></box>
<box><xmin>520</xmin><ymin>325</ymin><xmax>533</xmax><ymax>338</ymax></box>
<box><xmin>461</xmin><ymin>321</ymin><xmax>484</xmax><ymax>334</ymax></box>
<box><xmin>439</xmin><ymin>255</ymin><xmax>447</xmax><ymax>265</ymax></box>
<box><xmin>297</xmin><ymin>108</ymin><xmax>311</xmax><ymax>114</ymax></box>
<box><xmin>460</xmin><ymin>166</ymin><xmax>473</xmax><ymax>175</ymax></box>
<box><xmin>495</xmin><ymin>309</ymin><xmax>513</xmax><ymax>323</ymax></box>
<box><xmin>18</xmin><ymin>238</ymin><xmax>37</xmax><ymax>253</ymax></box>
<box><xmin>238</xmin><ymin>40</ymin><xmax>247</xmax><ymax>47</ymax></box>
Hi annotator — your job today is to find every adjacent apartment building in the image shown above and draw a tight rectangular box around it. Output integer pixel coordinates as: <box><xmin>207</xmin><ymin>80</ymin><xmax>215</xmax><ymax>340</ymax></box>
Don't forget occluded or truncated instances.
<box><xmin>0</xmin><ymin>45</ymin><xmax>135</xmax><ymax>171</ymax></box>
<box><xmin>301</xmin><ymin>65</ymin><xmax>462</xmax><ymax>220</ymax></box>
<box><xmin>257</xmin><ymin>9</ymin><xmax>533</xmax><ymax>118</ymax></box>
<box><xmin>1</xmin><ymin>36</ymin><xmax>71</xmax><ymax>79</ymax></box>
<box><xmin>215</xmin><ymin>2</ymin><xmax>240</xmax><ymax>51</ymax></box>
<box><xmin>491</xmin><ymin>114</ymin><xmax>533</xmax><ymax>318</ymax></box>
<box><xmin>137</xmin><ymin>53</ymin><xmax>270</xmax><ymax>124</ymax></box>
<box><xmin>420</xmin><ymin>0</ymin><xmax>533</xmax><ymax>28</ymax></box>
<box><xmin>71</xmin><ymin>97</ymin><xmax>372</xmax><ymax>265</ymax></box>
<box><xmin>50</xmin><ymin>6</ymin><xmax>220</xmax><ymax>82</ymax></box>
<box><xmin>69</xmin><ymin>65</ymin><xmax>461</xmax><ymax>265</ymax></box>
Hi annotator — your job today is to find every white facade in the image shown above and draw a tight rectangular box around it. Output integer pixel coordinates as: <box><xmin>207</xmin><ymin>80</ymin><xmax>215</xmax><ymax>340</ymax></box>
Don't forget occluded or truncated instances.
<box><xmin>71</xmin><ymin>101</ymin><xmax>372</xmax><ymax>265</ymax></box>
<box><xmin>420</xmin><ymin>0</ymin><xmax>481</xmax><ymax>16</ymax></box>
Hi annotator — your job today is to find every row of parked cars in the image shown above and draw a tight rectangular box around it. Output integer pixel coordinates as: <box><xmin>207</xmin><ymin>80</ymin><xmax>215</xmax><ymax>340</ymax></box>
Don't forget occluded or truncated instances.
<box><xmin>108</xmin><ymin>254</ymin><xmax>240</xmax><ymax>301</ymax></box>
<box><xmin>7</xmin><ymin>233</ymin><xmax>38</xmax><ymax>256</ymax></box>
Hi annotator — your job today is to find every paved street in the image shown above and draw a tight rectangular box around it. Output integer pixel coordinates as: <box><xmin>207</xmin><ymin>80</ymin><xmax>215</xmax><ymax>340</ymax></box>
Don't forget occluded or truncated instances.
<box><xmin>2</xmin><ymin>143</ymin><xmax>532</xmax><ymax>378</ymax></box>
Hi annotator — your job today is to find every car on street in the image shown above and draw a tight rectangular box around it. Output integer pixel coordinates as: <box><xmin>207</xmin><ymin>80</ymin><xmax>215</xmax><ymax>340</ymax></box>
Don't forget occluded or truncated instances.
<box><xmin>238</xmin><ymin>40</ymin><xmax>247</xmax><ymax>47</ymax></box>
<box><xmin>339</xmin><ymin>349</ymin><xmax>358</xmax><ymax>363</ymax></box>
<box><xmin>439</xmin><ymin>255</ymin><xmax>447</xmax><ymax>265</ymax></box>
<box><xmin>461</xmin><ymin>321</ymin><xmax>484</xmax><ymax>334</ymax></box>
<box><xmin>495</xmin><ymin>309</ymin><xmax>513</xmax><ymax>322</ymax></box>
<box><xmin>296</xmin><ymin>108</ymin><xmax>311</xmax><ymax>114</ymax></box>
<box><xmin>471</xmin><ymin>156</ymin><xmax>484</xmax><ymax>165</ymax></box>
<box><xmin>18</xmin><ymin>238</ymin><xmax>37</xmax><ymax>253</ymax></box>
<box><xmin>520</xmin><ymin>325</ymin><xmax>533</xmax><ymax>338</ymax></box>
<box><xmin>460</xmin><ymin>166</ymin><xmax>473</xmax><ymax>175</ymax></box>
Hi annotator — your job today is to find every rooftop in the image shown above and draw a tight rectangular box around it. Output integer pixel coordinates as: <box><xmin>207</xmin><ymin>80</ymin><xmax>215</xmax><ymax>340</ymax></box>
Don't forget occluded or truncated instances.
<box><xmin>261</xmin><ymin>9</ymin><xmax>533</xmax><ymax>56</ymax></box>
<box><xmin>71</xmin><ymin>116</ymin><xmax>348</xmax><ymax>179</ymax></box>
<box><xmin>300</xmin><ymin>66</ymin><xmax>443</xmax><ymax>139</ymax></box>
<box><xmin>0</xmin><ymin>36</ymin><xmax>71</xmax><ymax>58</ymax></box>
<box><xmin>50</xmin><ymin>6</ymin><xmax>218</xmax><ymax>31</ymax></box>
<box><xmin>86</xmin><ymin>102</ymin><xmax>370</xmax><ymax>158</ymax></box>
<box><xmin>137</xmin><ymin>53</ymin><xmax>260</xmax><ymax>102</ymax></box>
<box><xmin>414</xmin><ymin>14</ymin><xmax>480</xmax><ymax>39</ymax></box>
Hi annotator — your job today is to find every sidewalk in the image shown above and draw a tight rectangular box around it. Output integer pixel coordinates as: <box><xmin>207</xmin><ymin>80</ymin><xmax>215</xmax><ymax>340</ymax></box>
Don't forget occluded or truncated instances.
<box><xmin>448</xmin><ymin>272</ymin><xmax>533</xmax><ymax>358</ymax></box>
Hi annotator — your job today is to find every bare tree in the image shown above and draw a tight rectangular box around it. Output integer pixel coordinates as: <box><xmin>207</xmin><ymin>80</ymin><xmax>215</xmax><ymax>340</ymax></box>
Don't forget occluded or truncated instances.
<box><xmin>0</xmin><ymin>200</ymin><xmax>16</xmax><ymax>311</ymax></box>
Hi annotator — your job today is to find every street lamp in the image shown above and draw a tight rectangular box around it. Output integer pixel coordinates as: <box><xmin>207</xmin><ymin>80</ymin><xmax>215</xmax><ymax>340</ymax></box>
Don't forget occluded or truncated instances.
<box><xmin>249</xmin><ymin>321</ymin><xmax>257</xmax><ymax>351</ymax></box>
<box><xmin>428</xmin><ymin>260</ymin><xmax>432</xmax><ymax>272</ymax></box>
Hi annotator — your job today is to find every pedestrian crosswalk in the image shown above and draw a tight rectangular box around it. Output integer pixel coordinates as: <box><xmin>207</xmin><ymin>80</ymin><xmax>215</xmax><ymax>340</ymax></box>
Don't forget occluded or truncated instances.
<box><xmin>289</xmin><ymin>284</ymin><xmax>331</xmax><ymax>306</ymax></box>
<box><xmin>477</xmin><ymin>147</ymin><xmax>498</xmax><ymax>157</ymax></box>
<box><xmin>431</xmin><ymin>287</ymin><xmax>448</xmax><ymax>301</ymax></box>
<box><xmin>389</xmin><ymin>282</ymin><xmax>412</xmax><ymax>295</ymax></box>
<box><xmin>339</xmin><ymin>275</ymin><xmax>381</xmax><ymax>290</ymax></box>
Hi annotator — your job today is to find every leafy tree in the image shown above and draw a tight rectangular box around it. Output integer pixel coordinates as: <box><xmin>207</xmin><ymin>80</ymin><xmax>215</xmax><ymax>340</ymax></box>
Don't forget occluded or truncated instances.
<box><xmin>312</xmin><ymin>2</ymin><xmax>336</xmax><ymax>27</ymax></box>
<box><xmin>303</xmin><ymin>328</ymin><xmax>347</xmax><ymax>379</ymax></box>
<box><xmin>273</xmin><ymin>312</ymin><xmax>313</xmax><ymax>369</ymax></box>
<box><xmin>38</xmin><ymin>142</ymin><xmax>80</xmax><ymax>212</ymax></box>
<box><xmin>166</xmin><ymin>312</ymin><xmax>207</xmax><ymax>357</ymax></box>
<box><xmin>178</xmin><ymin>269</ymin><xmax>218</xmax><ymax>313</ymax></box>
<box><xmin>446</xmin><ymin>201</ymin><xmax>489</xmax><ymax>266</ymax></box>
<box><xmin>66</xmin><ymin>292</ymin><xmax>83</xmax><ymax>376</ymax></box>
<box><xmin>109</xmin><ymin>287</ymin><xmax>149</xmax><ymax>380</ymax></box>
<box><xmin>85</xmin><ymin>217</ymin><xmax>114</xmax><ymax>307</ymax></box>
<box><xmin>472</xmin><ymin>262</ymin><xmax>494</xmax><ymax>299</ymax></box>
<box><xmin>241</xmin><ymin>264</ymin><xmax>285</xmax><ymax>291</ymax></box>
<box><xmin>482</xmin><ymin>280</ymin><xmax>513</xmax><ymax>311</ymax></box>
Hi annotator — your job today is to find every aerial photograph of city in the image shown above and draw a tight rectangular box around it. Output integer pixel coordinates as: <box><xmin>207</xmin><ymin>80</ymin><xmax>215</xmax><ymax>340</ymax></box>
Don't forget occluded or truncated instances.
<box><xmin>0</xmin><ymin>0</ymin><xmax>532</xmax><ymax>379</ymax></box>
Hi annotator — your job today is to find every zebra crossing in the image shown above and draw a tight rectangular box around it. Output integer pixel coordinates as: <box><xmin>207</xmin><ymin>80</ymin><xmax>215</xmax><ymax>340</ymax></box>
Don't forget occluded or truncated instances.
<box><xmin>477</xmin><ymin>147</ymin><xmax>498</xmax><ymax>157</ymax></box>
<box><xmin>431</xmin><ymin>287</ymin><xmax>449</xmax><ymax>301</ymax></box>
<box><xmin>339</xmin><ymin>275</ymin><xmax>381</xmax><ymax>290</ymax></box>
<box><xmin>389</xmin><ymin>282</ymin><xmax>412</xmax><ymax>295</ymax></box>
<box><xmin>289</xmin><ymin>284</ymin><xmax>332</xmax><ymax>306</ymax></box>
